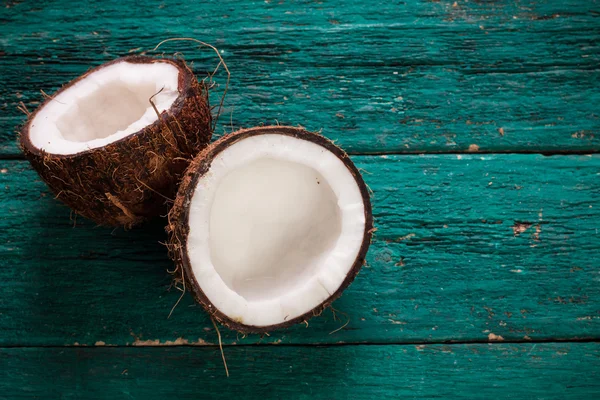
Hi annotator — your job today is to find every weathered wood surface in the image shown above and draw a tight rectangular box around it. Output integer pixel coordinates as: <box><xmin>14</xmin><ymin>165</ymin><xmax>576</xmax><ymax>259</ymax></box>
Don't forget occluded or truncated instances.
<box><xmin>1</xmin><ymin>154</ymin><xmax>598</xmax><ymax>346</ymax></box>
<box><xmin>1</xmin><ymin>0</ymin><xmax>599</xmax><ymax>155</ymax></box>
<box><xmin>1</xmin><ymin>343</ymin><xmax>599</xmax><ymax>399</ymax></box>
<box><xmin>1</xmin><ymin>0</ymin><xmax>599</xmax><ymax>397</ymax></box>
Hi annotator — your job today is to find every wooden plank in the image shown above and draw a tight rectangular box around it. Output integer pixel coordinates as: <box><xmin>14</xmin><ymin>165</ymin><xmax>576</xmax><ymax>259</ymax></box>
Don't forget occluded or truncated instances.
<box><xmin>1</xmin><ymin>154</ymin><xmax>598</xmax><ymax>346</ymax></box>
<box><xmin>1</xmin><ymin>343</ymin><xmax>599</xmax><ymax>399</ymax></box>
<box><xmin>1</xmin><ymin>0</ymin><xmax>599</xmax><ymax>155</ymax></box>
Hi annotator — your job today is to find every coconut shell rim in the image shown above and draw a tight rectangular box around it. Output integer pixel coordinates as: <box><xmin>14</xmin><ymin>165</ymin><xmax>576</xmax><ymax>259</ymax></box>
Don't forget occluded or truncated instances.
<box><xmin>20</xmin><ymin>55</ymin><xmax>204</xmax><ymax>159</ymax></box>
<box><xmin>171</xmin><ymin>125</ymin><xmax>374</xmax><ymax>333</ymax></box>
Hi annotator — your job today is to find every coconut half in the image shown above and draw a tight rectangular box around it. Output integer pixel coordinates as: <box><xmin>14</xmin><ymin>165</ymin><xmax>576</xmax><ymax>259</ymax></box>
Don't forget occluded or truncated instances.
<box><xmin>20</xmin><ymin>56</ymin><xmax>212</xmax><ymax>227</ymax></box>
<box><xmin>168</xmin><ymin>126</ymin><xmax>373</xmax><ymax>332</ymax></box>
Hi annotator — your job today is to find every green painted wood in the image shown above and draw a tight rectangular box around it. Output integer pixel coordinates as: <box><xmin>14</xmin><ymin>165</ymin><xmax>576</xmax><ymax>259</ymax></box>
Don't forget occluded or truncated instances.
<box><xmin>1</xmin><ymin>154</ymin><xmax>598</xmax><ymax>346</ymax></box>
<box><xmin>1</xmin><ymin>343</ymin><xmax>599</xmax><ymax>399</ymax></box>
<box><xmin>2</xmin><ymin>2</ymin><xmax>599</xmax><ymax>397</ymax></box>
<box><xmin>1</xmin><ymin>0</ymin><xmax>599</xmax><ymax>156</ymax></box>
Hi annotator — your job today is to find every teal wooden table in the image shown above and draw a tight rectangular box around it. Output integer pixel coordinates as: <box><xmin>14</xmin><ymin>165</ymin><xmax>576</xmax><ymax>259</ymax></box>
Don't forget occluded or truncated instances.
<box><xmin>1</xmin><ymin>0</ymin><xmax>599</xmax><ymax>398</ymax></box>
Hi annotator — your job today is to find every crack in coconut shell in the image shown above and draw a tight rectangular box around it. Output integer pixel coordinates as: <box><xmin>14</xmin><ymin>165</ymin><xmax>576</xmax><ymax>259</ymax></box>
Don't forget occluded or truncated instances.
<box><xmin>167</xmin><ymin>126</ymin><xmax>374</xmax><ymax>333</ymax></box>
<box><xmin>20</xmin><ymin>56</ymin><xmax>212</xmax><ymax>228</ymax></box>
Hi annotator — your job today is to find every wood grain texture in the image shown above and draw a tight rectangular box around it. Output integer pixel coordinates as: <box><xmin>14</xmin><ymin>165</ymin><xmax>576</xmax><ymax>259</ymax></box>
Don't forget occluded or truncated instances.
<box><xmin>1</xmin><ymin>0</ymin><xmax>599</xmax><ymax>155</ymax></box>
<box><xmin>1</xmin><ymin>343</ymin><xmax>599</xmax><ymax>399</ymax></box>
<box><xmin>1</xmin><ymin>154</ymin><xmax>598</xmax><ymax>346</ymax></box>
<box><xmin>1</xmin><ymin>2</ymin><xmax>599</xmax><ymax>395</ymax></box>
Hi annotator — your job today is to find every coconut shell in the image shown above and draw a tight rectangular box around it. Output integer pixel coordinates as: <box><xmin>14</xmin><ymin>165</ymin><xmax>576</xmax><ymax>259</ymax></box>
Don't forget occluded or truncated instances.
<box><xmin>20</xmin><ymin>56</ymin><xmax>212</xmax><ymax>228</ymax></box>
<box><xmin>167</xmin><ymin>126</ymin><xmax>374</xmax><ymax>332</ymax></box>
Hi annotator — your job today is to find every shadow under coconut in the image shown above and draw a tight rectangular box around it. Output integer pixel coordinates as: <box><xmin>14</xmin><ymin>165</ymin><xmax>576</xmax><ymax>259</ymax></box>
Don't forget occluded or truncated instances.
<box><xmin>19</xmin><ymin>185</ymin><xmax>177</xmax><ymax>346</ymax></box>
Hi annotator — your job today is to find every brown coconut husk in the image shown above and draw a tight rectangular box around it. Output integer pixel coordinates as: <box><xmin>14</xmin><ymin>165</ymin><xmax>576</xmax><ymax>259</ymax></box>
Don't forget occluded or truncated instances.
<box><xmin>20</xmin><ymin>55</ymin><xmax>212</xmax><ymax>228</ymax></box>
<box><xmin>167</xmin><ymin>126</ymin><xmax>374</xmax><ymax>333</ymax></box>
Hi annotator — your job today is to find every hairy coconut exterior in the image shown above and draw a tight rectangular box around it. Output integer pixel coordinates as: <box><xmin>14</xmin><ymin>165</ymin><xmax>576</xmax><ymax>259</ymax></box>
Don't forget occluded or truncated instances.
<box><xmin>20</xmin><ymin>56</ymin><xmax>212</xmax><ymax>228</ymax></box>
<box><xmin>168</xmin><ymin>126</ymin><xmax>374</xmax><ymax>333</ymax></box>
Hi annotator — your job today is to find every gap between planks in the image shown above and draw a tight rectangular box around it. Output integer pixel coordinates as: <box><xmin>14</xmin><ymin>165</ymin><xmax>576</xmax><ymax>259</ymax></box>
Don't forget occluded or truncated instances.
<box><xmin>1</xmin><ymin>149</ymin><xmax>599</xmax><ymax>161</ymax></box>
<box><xmin>2</xmin><ymin>337</ymin><xmax>599</xmax><ymax>349</ymax></box>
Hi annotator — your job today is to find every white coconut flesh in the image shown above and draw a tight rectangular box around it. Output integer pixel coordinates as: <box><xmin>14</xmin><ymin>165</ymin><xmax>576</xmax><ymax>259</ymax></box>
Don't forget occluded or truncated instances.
<box><xmin>28</xmin><ymin>61</ymin><xmax>180</xmax><ymax>155</ymax></box>
<box><xmin>187</xmin><ymin>134</ymin><xmax>367</xmax><ymax>327</ymax></box>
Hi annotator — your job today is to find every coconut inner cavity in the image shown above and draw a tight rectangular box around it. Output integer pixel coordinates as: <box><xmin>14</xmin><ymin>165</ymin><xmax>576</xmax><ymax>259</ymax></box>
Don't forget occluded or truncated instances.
<box><xmin>209</xmin><ymin>158</ymin><xmax>343</xmax><ymax>301</ymax></box>
<box><xmin>28</xmin><ymin>61</ymin><xmax>179</xmax><ymax>155</ymax></box>
<box><xmin>186</xmin><ymin>134</ymin><xmax>366</xmax><ymax>327</ymax></box>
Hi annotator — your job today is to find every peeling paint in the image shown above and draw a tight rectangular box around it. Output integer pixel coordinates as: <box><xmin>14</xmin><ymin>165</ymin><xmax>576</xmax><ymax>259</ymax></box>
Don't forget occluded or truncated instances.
<box><xmin>132</xmin><ymin>337</ymin><xmax>211</xmax><ymax>346</ymax></box>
